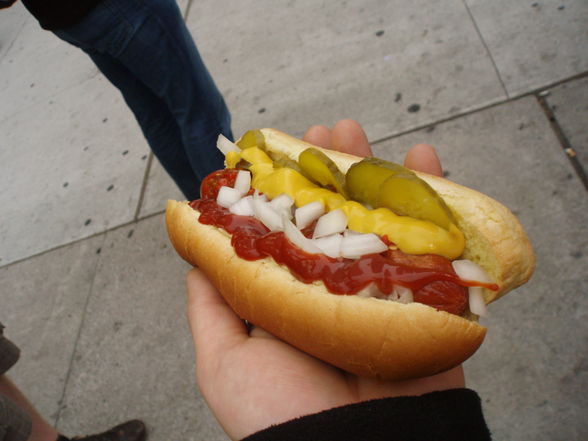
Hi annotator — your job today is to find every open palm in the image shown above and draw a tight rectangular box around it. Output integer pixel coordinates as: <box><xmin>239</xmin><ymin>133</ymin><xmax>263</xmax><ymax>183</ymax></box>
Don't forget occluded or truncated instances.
<box><xmin>186</xmin><ymin>120</ymin><xmax>464</xmax><ymax>440</ymax></box>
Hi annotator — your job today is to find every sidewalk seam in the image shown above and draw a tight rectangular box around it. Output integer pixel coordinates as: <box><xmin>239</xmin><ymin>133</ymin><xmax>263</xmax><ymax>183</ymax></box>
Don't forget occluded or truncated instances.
<box><xmin>537</xmin><ymin>94</ymin><xmax>588</xmax><ymax>192</ymax></box>
<box><xmin>184</xmin><ymin>0</ymin><xmax>194</xmax><ymax>20</ymax></box>
<box><xmin>461</xmin><ymin>0</ymin><xmax>509</xmax><ymax>98</ymax></box>
<box><xmin>52</xmin><ymin>231</ymin><xmax>108</xmax><ymax>429</ymax></box>
<box><xmin>371</xmin><ymin>70</ymin><xmax>588</xmax><ymax>146</ymax></box>
<box><xmin>133</xmin><ymin>152</ymin><xmax>154</xmax><ymax>221</ymax></box>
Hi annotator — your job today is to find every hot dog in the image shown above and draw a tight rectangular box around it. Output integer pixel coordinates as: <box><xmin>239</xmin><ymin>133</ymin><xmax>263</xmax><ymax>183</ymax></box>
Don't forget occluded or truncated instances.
<box><xmin>166</xmin><ymin>128</ymin><xmax>535</xmax><ymax>380</ymax></box>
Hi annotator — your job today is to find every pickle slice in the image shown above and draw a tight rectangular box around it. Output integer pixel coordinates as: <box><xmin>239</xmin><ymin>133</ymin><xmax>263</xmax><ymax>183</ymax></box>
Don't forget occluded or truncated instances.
<box><xmin>236</xmin><ymin>129</ymin><xmax>266</xmax><ymax>150</ymax></box>
<box><xmin>378</xmin><ymin>174</ymin><xmax>455</xmax><ymax>229</ymax></box>
<box><xmin>346</xmin><ymin>158</ymin><xmax>410</xmax><ymax>207</ymax></box>
<box><xmin>346</xmin><ymin>157</ymin><xmax>455</xmax><ymax>229</ymax></box>
<box><xmin>297</xmin><ymin>148</ymin><xmax>349</xmax><ymax>198</ymax></box>
<box><xmin>269</xmin><ymin>151</ymin><xmax>304</xmax><ymax>173</ymax></box>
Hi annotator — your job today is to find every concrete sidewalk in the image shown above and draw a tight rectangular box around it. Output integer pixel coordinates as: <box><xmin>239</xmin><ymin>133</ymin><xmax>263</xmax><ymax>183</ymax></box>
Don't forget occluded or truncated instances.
<box><xmin>1</xmin><ymin>0</ymin><xmax>587</xmax><ymax>439</ymax></box>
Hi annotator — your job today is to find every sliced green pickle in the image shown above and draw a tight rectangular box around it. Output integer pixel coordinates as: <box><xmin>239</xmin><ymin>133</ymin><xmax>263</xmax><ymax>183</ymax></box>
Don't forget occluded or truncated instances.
<box><xmin>346</xmin><ymin>158</ymin><xmax>410</xmax><ymax>207</ymax></box>
<box><xmin>297</xmin><ymin>148</ymin><xmax>349</xmax><ymax>198</ymax></box>
<box><xmin>378</xmin><ymin>174</ymin><xmax>455</xmax><ymax>229</ymax></box>
<box><xmin>270</xmin><ymin>151</ymin><xmax>304</xmax><ymax>173</ymax></box>
<box><xmin>236</xmin><ymin>129</ymin><xmax>266</xmax><ymax>150</ymax></box>
<box><xmin>236</xmin><ymin>129</ymin><xmax>304</xmax><ymax>172</ymax></box>
<box><xmin>346</xmin><ymin>157</ymin><xmax>455</xmax><ymax>229</ymax></box>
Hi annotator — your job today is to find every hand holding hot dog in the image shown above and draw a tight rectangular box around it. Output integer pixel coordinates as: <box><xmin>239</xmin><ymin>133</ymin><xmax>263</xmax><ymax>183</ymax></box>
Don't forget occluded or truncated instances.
<box><xmin>185</xmin><ymin>120</ymin><xmax>469</xmax><ymax>440</ymax></box>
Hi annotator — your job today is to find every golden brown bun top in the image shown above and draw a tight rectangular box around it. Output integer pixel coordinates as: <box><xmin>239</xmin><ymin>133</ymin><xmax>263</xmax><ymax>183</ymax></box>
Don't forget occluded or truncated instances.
<box><xmin>257</xmin><ymin>128</ymin><xmax>535</xmax><ymax>304</ymax></box>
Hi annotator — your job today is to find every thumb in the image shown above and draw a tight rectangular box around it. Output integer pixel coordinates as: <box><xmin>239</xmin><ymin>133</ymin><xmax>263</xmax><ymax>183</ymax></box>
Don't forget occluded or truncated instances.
<box><xmin>186</xmin><ymin>269</ymin><xmax>247</xmax><ymax>363</ymax></box>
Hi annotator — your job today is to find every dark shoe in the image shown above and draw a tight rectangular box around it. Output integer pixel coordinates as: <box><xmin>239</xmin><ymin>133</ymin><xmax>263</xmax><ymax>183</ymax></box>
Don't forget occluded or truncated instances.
<box><xmin>0</xmin><ymin>0</ymin><xmax>18</xmax><ymax>10</ymax></box>
<box><xmin>71</xmin><ymin>420</ymin><xmax>147</xmax><ymax>441</ymax></box>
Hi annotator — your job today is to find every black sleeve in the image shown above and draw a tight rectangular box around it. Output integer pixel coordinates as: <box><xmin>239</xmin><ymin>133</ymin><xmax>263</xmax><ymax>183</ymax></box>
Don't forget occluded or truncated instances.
<box><xmin>242</xmin><ymin>388</ymin><xmax>491</xmax><ymax>441</ymax></box>
<box><xmin>21</xmin><ymin>0</ymin><xmax>104</xmax><ymax>30</ymax></box>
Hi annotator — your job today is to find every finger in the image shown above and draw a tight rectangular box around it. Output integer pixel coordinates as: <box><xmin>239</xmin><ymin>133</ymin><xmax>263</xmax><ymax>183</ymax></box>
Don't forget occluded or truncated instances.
<box><xmin>303</xmin><ymin>125</ymin><xmax>332</xmax><ymax>149</ymax></box>
<box><xmin>186</xmin><ymin>269</ymin><xmax>247</xmax><ymax>360</ymax></box>
<box><xmin>403</xmin><ymin>143</ymin><xmax>443</xmax><ymax>177</ymax></box>
<box><xmin>331</xmin><ymin>119</ymin><xmax>372</xmax><ymax>157</ymax></box>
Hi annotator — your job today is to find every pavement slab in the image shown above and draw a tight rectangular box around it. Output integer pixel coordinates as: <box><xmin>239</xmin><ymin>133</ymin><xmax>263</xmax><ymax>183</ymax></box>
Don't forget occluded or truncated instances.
<box><xmin>465</xmin><ymin>0</ymin><xmax>588</xmax><ymax>97</ymax></box>
<box><xmin>372</xmin><ymin>96</ymin><xmax>588</xmax><ymax>440</ymax></box>
<box><xmin>0</xmin><ymin>1</ymin><xmax>29</xmax><ymax>62</ymax></box>
<box><xmin>544</xmin><ymin>76</ymin><xmax>588</xmax><ymax>173</ymax></box>
<box><xmin>56</xmin><ymin>215</ymin><xmax>227</xmax><ymax>440</ymax></box>
<box><xmin>0</xmin><ymin>234</ymin><xmax>105</xmax><ymax>423</ymax></box>
<box><xmin>0</xmin><ymin>75</ymin><xmax>150</xmax><ymax>266</ymax></box>
<box><xmin>187</xmin><ymin>0</ymin><xmax>506</xmax><ymax>141</ymax></box>
<box><xmin>139</xmin><ymin>158</ymin><xmax>184</xmax><ymax>219</ymax></box>
<box><xmin>0</xmin><ymin>2</ymin><xmax>98</xmax><ymax>123</ymax></box>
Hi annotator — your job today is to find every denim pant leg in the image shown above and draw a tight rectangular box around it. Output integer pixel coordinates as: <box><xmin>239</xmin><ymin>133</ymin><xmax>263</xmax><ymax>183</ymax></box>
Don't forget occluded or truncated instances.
<box><xmin>78</xmin><ymin>49</ymin><xmax>204</xmax><ymax>199</ymax></box>
<box><xmin>54</xmin><ymin>0</ymin><xmax>232</xmax><ymax>199</ymax></box>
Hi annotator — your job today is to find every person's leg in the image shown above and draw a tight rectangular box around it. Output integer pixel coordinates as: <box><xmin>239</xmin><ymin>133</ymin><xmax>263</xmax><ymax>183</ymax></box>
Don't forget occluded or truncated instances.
<box><xmin>135</xmin><ymin>0</ymin><xmax>233</xmax><ymax>175</ymax></box>
<box><xmin>0</xmin><ymin>376</ymin><xmax>57</xmax><ymax>441</ymax></box>
<box><xmin>76</xmin><ymin>48</ymin><xmax>203</xmax><ymax>199</ymax></box>
<box><xmin>1</xmin><ymin>326</ymin><xmax>145</xmax><ymax>441</ymax></box>
<box><xmin>1</xmin><ymin>325</ymin><xmax>54</xmax><ymax>441</ymax></box>
<box><xmin>54</xmin><ymin>0</ymin><xmax>232</xmax><ymax>199</ymax></box>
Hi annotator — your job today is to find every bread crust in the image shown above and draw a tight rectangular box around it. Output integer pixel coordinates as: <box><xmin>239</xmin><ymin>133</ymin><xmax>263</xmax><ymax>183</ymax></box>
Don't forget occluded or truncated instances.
<box><xmin>167</xmin><ymin>200</ymin><xmax>487</xmax><ymax>380</ymax></box>
<box><xmin>165</xmin><ymin>128</ymin><xmax>534</xmax><ymax>379</ymax></box>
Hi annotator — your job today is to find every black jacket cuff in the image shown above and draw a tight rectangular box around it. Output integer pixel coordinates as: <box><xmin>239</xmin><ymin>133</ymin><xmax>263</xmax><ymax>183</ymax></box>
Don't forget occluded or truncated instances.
<box><xmin>243</xmin><ymin>388</ymin><xmax>491</xmax><ymax>441</ymax></box>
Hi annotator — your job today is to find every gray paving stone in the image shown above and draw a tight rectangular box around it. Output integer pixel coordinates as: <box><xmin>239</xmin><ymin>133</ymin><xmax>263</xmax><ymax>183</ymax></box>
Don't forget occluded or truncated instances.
<box><xmin>0</xmin><ymin>1</ymin><xmax>30</xmax><ymax>62</ymax></box>
<box><xmin>57</xmin><ymin>215</ymin><xmax>227</xmax><ymax>440</ymax></box>
<box><xmin>0</xmin><ymin>75</ymin><xmax>149</xmax><ymax>266</ymax></box>
<box><xmin>187</xmin><ymin>0</ymin><xmax>505</xmax><ymax>141</ymax></box>
<box><xmin>0</xmin><ymin>10</ymin><xmax>97</xmax><ymax>123</ymax></box>
<box><xmin>177</xmin><ymin>0</ymin><xmax>189</xmax><ymax>16</ymax></box>
<box><xmin>465</xmin><ymin>0</ymin><xmax>588</xmax><ymax>96</ymax></box>
<box><xmin>0</xmin><ymin>234</ymin><xmax>105</xmax><ymax>424</ymax></box>
<box><xmin>373</xmin><ymin>96</ymin><xmax>588</xmax><ymax>440</ymax></box>
<box><xmin>545</xmin><ymin>76</ymin><xmax>588</xmax><ymax>173</ymax></box>
<box><xmin>139</xmin><ymin>158</ymin><xmax>184</xmax><ymax>218</ymax></box>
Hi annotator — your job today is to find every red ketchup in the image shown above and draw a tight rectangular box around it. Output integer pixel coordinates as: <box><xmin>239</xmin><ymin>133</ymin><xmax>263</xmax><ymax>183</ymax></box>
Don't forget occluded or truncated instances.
<box><xmin>195</xmin><ymin>170</ymin><xmax>499</xmax><ymax>316</ymax></box>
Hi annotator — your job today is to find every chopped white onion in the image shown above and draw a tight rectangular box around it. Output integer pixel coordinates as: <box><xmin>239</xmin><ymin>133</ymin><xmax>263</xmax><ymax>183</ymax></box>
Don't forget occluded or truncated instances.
<box><xmin>270</xmin><ymin>194</ymin><xmax>294</xmax><ymax>219</ymax></box>
<box><xmin>451</xmin><ymin>260</ymin><xmax>492</xmax><ymax>316</ymax></box>
<box><xmin>344</xmin><ymin>229</ymin><xmax>362</xmax><ymax>237</ymax></box>
<box><xmin>313</xmin><ymin>209</ymin><xmax>348</xmax><ymax>239</ymax></box>
<box><xmin>313</xmin><ymin>234</ymin><xmax>343</xmax><ymax>258</ymax></box>
<box><xmin>229</xmin><ymin>196</ymin><xmax>255</xmax><ymax>216</ymax></box>
<box><xmin>340</xmin><ymin>233</ymin><xmax>388</xmax><ymax>259</ymax></box>
<box><xmin>233</xmin><ymin>170</ymin><xmax>251</xmax><ymax>196</ymax></box>
<box><xmin>451</xmin><ymin>259</ymin><xmax>493</xmax><ymax>284</ymax></box>
<box><xmin>216</xmin><ymin>134</ymin><xmax>240</xmax><ymax>155</ymax></box>
<box><xmin>357</xmin><ymin>283</ymin><xmax>386</xmax><ymax>299</ymax></box>
<box><xmin>295</xmin><ymin>201</ymin><xmax>325</xmax><ymax>229</ymax></box>
<box><xmin>283</xmin><ymin>217</ymin><xmax>321</xmax><ymax>254</ymax></box>
<box><xmin>217</xmin><ymin>186</ymin><xmax>242</xmax><ymax>208</ymax></box>
<box><xmin>252</xmin><ymin>197</ymin><xmax>283</xmax><ymax>231</ymax></box>
<box><xmin>468</xmin><ymin>287</ymin><xmax>488</xmax><ymax>317</ymax></box>
<box><xmin>253</xmin><ymin>190</ymin><xmax>268</xmax><ymax>202</ymax></box>
<box><xmin>390</xmin><ymin>285</ymin><xmax>414</xmax><ymax>303</ymax></box>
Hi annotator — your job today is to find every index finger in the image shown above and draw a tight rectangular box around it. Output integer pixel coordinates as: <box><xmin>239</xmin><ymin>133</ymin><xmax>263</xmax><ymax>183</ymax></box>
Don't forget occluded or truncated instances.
<box><xmin>403</xmin><ymin>143</ymin><xmax>443</xmax><ymax>177</ymax></box>
<box><xmin>303</xmin><ymin>119</ymin><xmax>373</xmax><ymax>157</ymax></box>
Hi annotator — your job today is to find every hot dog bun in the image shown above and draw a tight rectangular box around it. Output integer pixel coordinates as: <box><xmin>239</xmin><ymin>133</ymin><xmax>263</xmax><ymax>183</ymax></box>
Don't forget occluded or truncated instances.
<box><xmin>166</xmin><ymin>128</ymin><xmax>535</xmax><ymax>379</ymax></box>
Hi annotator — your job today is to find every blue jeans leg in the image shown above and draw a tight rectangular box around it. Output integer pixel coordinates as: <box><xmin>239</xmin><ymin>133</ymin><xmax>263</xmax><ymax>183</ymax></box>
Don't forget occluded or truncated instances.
<box><xmin>54</xmin><ymin>0</ymin><xmax>233</xmax><ymax>199</ymax></box>
<box><xmin>79</xmin><ymin>49</ymin><xmax>204</xmax><ymax>199</ymax></box>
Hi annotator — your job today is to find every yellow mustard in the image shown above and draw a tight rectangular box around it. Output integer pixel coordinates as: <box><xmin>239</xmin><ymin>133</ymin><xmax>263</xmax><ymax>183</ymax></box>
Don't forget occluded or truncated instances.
<box><xmin>227</xmin><ymin>147</ymin><xmax>465</xmax><ymax>259</ymax></box>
